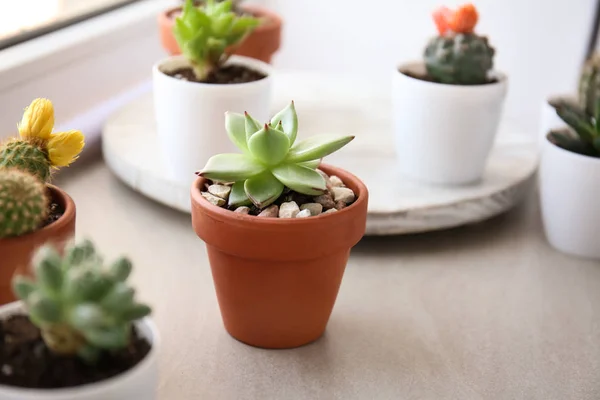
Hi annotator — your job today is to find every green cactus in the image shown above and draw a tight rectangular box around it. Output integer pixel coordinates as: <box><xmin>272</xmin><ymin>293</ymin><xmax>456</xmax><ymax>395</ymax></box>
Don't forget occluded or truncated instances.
<box><xmin>578</xmin><ymin>53</ymin><xmax>600</xmax><ymax>116</ymax></box>
<box><xmin>12</xmin><ymin>240</ymin><xmax>152</xmax><ymax>363</ymax></box>
<box><xmin>0</xmin><ymin>168</ymin><xmax>49</xmax><ymax>238</ymax></box>
<box><xmin>424</xmin><ymin>33</ymin><xmax>495</xmax><ymax>85</ymax></box>
<box><xmin>0</xmin><ymin>139</ymin><xmax>51</xmax><ymax>182</ymax></box>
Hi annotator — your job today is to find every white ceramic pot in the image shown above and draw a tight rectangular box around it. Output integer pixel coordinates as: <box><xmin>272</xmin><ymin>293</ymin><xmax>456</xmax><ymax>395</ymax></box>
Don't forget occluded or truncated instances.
<box><xmin>0</xmin><ymin>301</ymin><xmax>159</xmax><ymax>400</ymax></box>
<box><xmin>392</xmin><ymin>61</ymin><xmax>508</xmax><ymax>185</ymax></box>
<box><xmin>540</xmin><ymin>134</ymin><xmax>600</xmax><ymax>259</ymax></box>
<box><xmin>538</xmin><ymin>94</ymin><xmax>572</xmax><ymax>145</ymax></box>
<box><xmin>153</xmin><ymin>54</ymin><xmax>273</xmax><ymax>185</ymax></box>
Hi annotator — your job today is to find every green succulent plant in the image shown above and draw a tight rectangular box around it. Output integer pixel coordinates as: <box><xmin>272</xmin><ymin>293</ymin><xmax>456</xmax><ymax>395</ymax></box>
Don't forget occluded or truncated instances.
<box><xmin>424</xmin><ymin>33</ymin><xmax>495</xmax><ymax>85</ymax></box>
<box><xmin>578</xmin><ymin>52</ymin><xmax>600</xmax><ymax>116</ymax></box>
<box><xmin>0</xmin><ymin>168</ymin><xmax>49</xmax><ymax>238</ymax></box>
<box><xmin>12</xmin><ymin>240</ymin><xmax>151</xmax><ymax>363</ymax></box>
<box><xmin>548</xmin><ymin>98</ymin><xmax>600</xmax><ymax>157</ymax></box>
<box><xmin>197</xmin><ymin>101</ymin><xmax>355</xmax><ymax>208</ymax></box>
<box><xmin>173</xmin><ymin>0</ymin><xmax>260</xmax><ymax>81</ymax></box>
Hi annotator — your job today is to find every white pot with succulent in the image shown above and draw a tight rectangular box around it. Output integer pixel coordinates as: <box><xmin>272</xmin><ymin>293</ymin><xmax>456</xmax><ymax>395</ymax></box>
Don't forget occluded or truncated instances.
<box><xmin>0</xmin><ymin>240</ymin><xmax>159</xmax><ymax>400</ymax></box>
<box><xmin>392</xmin><ymin>3</ymin><xmax>508</xmax><ymax>185</ymax></box>
<box><xmin>540</xmin><ymin>99</ymin><xmax>600</xmax><ymax>259</ymax></box>
<box><xmin>153</xmin><ymin>0</ymin><xmax>272</xmax><ymax>185</ymax></box>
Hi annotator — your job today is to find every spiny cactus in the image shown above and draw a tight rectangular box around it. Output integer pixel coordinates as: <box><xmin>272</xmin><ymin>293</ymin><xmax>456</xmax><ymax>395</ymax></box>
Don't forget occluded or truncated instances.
<box><xmin>197</xmin><ymin>101</ymin><xmax>354</xmax><ymax>208</ymax></box>
<box><xmin>578</xmin><ymin>53</ymin><xmax>600</xmax><ymax>116</ymax></box>
<box><xmin>0</xmin><ymin>98</ymin><xmax>85</xmax><ymax>182</ymax></box>
<box><xmin>12</xmin><ymin>240</ymin><xmax>151</xmax><ymax>363</ymax></box>
<box><xmin>0</xmin><ymin>168</ymin><xmax>49</xmax><ymax>238</ymax></box>
<box><xmin>548</xmin><ymin>99</ymin><xmax>600</xmax><ymax>157</ymax></box>
<box><xmin>424</xmin><ymin>4</ymin><xmax>495</xmax><ymax>85</ymax></box>
<box><xmin>173</xmin><ymin>0</ymin><xmax>260</xmax><ymax>81</ymax></box>
<box><xmin>0</xmin><ymin>140</ymin><xmax>51</xmax><ymax>182</ymax></box>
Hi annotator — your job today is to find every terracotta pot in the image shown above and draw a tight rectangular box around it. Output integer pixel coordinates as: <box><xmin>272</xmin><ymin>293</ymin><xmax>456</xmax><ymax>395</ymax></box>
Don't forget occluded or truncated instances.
<box><xmin>158</xmin><ymin>4</ymin><xmax>282</xmax><ymax>63</ymax></box>
<box><xmin>0</xmin><ymin>185</ymin><xmax>76</xmax><ymax>305</ymax></box>
<box><xmin>191</xmin><ymin>164</ymin><xmax>368</xmax><ymax>349</ymax></box>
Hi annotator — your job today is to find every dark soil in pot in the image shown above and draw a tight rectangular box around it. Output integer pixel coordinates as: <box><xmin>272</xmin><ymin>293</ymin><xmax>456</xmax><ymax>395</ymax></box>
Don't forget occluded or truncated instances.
<box><xmin>42</xmin><ymin>201</ymin><xmax>64</xmax><ymax>228</ymax></box>
<box><xmin>167</xmin><ymin>65</ymin><xmax>266</xmax><ymax>84</ymax></box>
<box><xmin>0</xmin><ymin>314</ymin><xmax>151</xmax><ymax>389</ymax></box>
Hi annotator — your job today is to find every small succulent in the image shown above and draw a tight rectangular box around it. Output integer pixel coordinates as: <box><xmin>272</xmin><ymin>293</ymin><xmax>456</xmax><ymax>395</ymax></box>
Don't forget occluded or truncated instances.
<box><xmin>12</xmin><ymin>240</ymin><xmax>151</xmax><ymax>363</ymax></box>
<box><xmin>173</xmin><ymin>0</ymin><xmax>260</xmax><ymax>81</ymax></box>
<box><xmin>578</xmin><ymin>52</ymin><xmax>600</xmax><ymax>117</ymax></box>
<box><xmin>424</xmin><ymin>3</ymin><xmax>495</xmax><ymax>85</ymax></box>
<box><xmin>0</xmin><ymin>98</ymin><xmax>85</xmax><ymax>182</ymax></box>
<box><xmin>548</xmin><ymin>98</ymin><xmax>600</xmax><ymax>157</ymax></box>
<box><xmin>197</xmin><ymin>101</ymin><xmax>355</xmax><ymax>208</ymax></box>
<box><xmin>0</xmin><ymin>168</ymin><xmax>49</xmax><ymax>238</ymax></box>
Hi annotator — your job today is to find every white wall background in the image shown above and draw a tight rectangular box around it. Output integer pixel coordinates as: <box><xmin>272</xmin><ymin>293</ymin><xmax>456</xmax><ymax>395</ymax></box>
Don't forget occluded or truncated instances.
<box><xmin>265</xmin><ymin>0</ymin><xmax>596</xmax><ymax>133</ymax></box>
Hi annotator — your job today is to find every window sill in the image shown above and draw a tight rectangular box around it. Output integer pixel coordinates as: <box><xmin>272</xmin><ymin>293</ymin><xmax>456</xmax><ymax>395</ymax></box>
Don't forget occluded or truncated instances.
<box><xmin>0</xmin><ymin>0</ymin><xmax>175</xmax><ymax>146</ymax></box>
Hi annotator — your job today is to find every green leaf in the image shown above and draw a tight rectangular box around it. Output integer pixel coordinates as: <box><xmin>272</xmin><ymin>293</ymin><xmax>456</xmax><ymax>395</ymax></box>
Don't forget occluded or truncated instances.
<box><xmin>213</xmin><ymin>0</ymin><xmax>233</xmax><ymax>14</ymax></box>
<box><xmin>244</xmin><ymin>172</ymin><xmax>285</xmax><ymax>208</ymax></box>
<box><xmin>228</xmin><ymin>181</ymin><xmax>252</xmax><ymax>207</ymax></box>
<box><xmin>101</xmin><ymin>283</ymin><xmax>135</xmax><ymax>312</ymax></box>
<box><xmin>554</xmin><ymin>103</ymin><xmax>596</xmax><ymax>143</ymax></box>
<box><xmin>173</xmin><ymin>18</ymin><xmax>195</xmax><ymax>49</ymax></box>
<box><xmin>65</xmin><ymin>239</ymin><xmax>96</xmax><ymax>267</ymax></box>
<box><xmin>64</xmin><ymin>269</ymin><xmax>113</xmax><ymax>302</ymax></box>
<box><xmin>548</xmin><ymin>130</ymin><xmax>597</xmax><ymax>156</ymax></box>
<box><xmin>298</xmin><ymin>159</ymin><xmax>321</xmax><ymax>169</ymax></box>
<box><xmin>212</xmin><ymin>13</ymin><xmax>234</xmax><ymax>36</ymax></box>
<box><xmin>69</xmin><ymin>304</ymin><xmax>109</xmax><ymax>330</ymax></box>
<box><xmin>225</xmin><ymin>112</ymin><xmax>249</xmax><ymax>153</ymax></box>
<box><xmin>110</xmin><ymin>258</ymin><xmax>132</xmax><ymax>282</ymax></box>
<box><xmin>83</xmin><ymin>326</ymin><xmax>129</xmax><ymax>350</ymax></box>
<box><xmin>286</xmin><ymin>135</ymin><xmax>355</xmax><ymax>163</ymax></box>
<box><xmin>118</xmin><ymin>303</ymin><xmax>152</xmax><ymax>321</ymax></box>
<box><xmin>593</xmin><ymin>137</ymin><xmax>600</xmax><ymax>153</ymax></box>
<box><xmin>33</xmin><ymin>246</ymin><xmax>63</xmax><ymax>292</ymax></box>
<box><xmin>245</xmin><ymin>112</ymin><xmax>262</xmax><ymax>140</ymax></box>
<box><xmin>198</xmin><ymin>154</ymin><xmax>265</xmax><ymax>181</ymax></box>
<box><xmin>77</xmin><ymin>345</ymin><xmax>101</xmax><ymax>365</ymax></box>
<box><xmin>270</xmin><ymin>102</ymin><xmax>298</xmax><ymax>144</ymax></box>
<box><xmin>271</xmin><ymin>164</ymin><xmax>327</xmax><ymax>196</ymax></box>
<box><xmin>12</xmin><ymin>277</ymin><xmax>36</xmax><ymax>300</ymax></box>
<box><xmin>247</xmin><ymin>124</ymin><xmax>290</xmax><ymax>166</ymax></box>
<box><xmin>28</xmin><ymin>293</ymin><xmax>61</xmax><ymax>323</ymax></box>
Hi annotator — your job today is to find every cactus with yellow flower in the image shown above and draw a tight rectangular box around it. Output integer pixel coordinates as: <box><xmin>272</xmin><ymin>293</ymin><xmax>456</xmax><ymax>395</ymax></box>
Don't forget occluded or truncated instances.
<box><xmin>0</xmin><ymin>98</ymin><xmax>84</xmax><ymax>238</ymax></box>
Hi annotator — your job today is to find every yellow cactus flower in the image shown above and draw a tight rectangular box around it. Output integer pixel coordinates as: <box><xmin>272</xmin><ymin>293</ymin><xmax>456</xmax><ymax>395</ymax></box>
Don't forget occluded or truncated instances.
<box><xmin>47</xmin><ymin>130</ymin><xmax>85</xmax><ymax>167</ymax></box>
<box><xmin>18</xmin><ymin>98</ymin><xmax>55</xmax><ymax>140</ymax></box>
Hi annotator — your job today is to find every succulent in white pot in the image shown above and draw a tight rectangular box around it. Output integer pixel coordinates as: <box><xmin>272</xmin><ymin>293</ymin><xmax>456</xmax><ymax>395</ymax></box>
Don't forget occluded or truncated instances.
<box><xmin>153</xmin><ymin>0</ymin><xmax>272</xmax><ymax>185</ymax></box>
<box><xmin>0</xmin><ymin>240</ymin><xmax>159</xmax><ymax>399</ymax></box>
<box><xmin>392</xmin><ymin>3</ymin><xmax>507</xmax><ymax>185</ymax></box>
<box><xmin>540</xmin><ymin>99</ymin><xmax>600</xmax><ymax>259</ymax></box>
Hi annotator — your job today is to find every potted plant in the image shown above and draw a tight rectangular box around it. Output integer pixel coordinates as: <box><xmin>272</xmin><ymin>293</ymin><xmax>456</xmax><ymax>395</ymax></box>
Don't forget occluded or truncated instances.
<box><xmin>539</xmin><ymin>52</ymin><xmax>600</xmax><ymax>143</ymax></box>
<box><xmin>0</xmin><ymin>98</ymin><xmax>84</xmax><ymax>305</ymax></box>
<box><xmin>158</xmin><ymin>0</ymin><xmax>283</xmax><ymax>63</ymax></box>
<box><xmin>392</xmin><ymin>3</ymin><xmax>508</xmax><ymax>185</ymax></box>
<box><xmin>540</xmin><ymin>99</ymin><xmax>600</xmax><ymax>259</ymax></box>
<box><xmin>0</xmin><ymin>239</ymin><xmax>159</xmax><ymax>399</ymax></box>
<box><xmin>191</xmin><ymin>101</ymin><xmax>369</xmax><ymax>349</ymax></box>
<box><xmin>154</xmin><ymin>0</ymin><xmax>273</xmax><ymax>185</ymax></box>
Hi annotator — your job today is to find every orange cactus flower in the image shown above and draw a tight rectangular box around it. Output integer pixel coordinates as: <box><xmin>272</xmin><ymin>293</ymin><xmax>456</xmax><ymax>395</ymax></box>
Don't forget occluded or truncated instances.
<box><xmin>448</xmin><ymin>3</ymin><xmax>479</xmax><ymax>34</ymax></box>
<box><xmin>432</xmin><ymin>6</ymin><xmax>453</xmax><ymax>35</ymax></box>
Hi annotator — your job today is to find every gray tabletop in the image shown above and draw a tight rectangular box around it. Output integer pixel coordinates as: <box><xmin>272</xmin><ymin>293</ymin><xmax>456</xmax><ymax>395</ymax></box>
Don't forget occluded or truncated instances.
<box><xmin>55</xmin><ymin>156</ymin><xmax>600</xmax><ymax>400</ymax></box>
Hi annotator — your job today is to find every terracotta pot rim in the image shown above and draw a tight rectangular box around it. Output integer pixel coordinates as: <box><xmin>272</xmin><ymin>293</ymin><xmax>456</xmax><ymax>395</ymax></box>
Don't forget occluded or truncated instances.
<box><xmin>191</xmin><ymin>163</ymin><xmax>368</xmax><ymax>227</ymax></box>
<box><xmin>0</xmin><ymin>185</ymin><xmax>75</xmax><ymax>246</ymax></box>
<box><xmin>160</xmin><ymin>4</ymin><xmax>282</xmax><ymax>33</ymax></box>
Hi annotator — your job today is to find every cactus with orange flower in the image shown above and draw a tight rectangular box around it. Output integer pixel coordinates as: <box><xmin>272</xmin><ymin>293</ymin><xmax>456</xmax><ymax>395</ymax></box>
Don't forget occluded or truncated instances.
<box><xmin>424</xmin><ymin>3</ymin><xmax>495</xmax><ymax>85</ymax></box>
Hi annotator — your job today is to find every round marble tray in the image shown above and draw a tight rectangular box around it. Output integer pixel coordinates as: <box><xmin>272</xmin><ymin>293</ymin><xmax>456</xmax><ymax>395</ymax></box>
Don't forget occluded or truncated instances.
<box><xmin>102</xmin><ymin>72</ymin><xmax>538</xmax><ymax>235</ymax></box>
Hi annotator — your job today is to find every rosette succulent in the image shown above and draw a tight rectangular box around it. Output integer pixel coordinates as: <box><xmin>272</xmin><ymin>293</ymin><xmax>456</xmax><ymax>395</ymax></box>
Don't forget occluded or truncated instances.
<box><xmin>197</xmin><ymin>101</ymin><xmax>355</xmax><ymax>208</ymax></box>
<box><xmin>0</xmin><ymin>98</ymin><xmax>85</xmax><ymax>182</ymax></box>
<box><xmin>548</xmin><ymin>99</ymin><xmax>600</xmax><ymax>157</ymax></box>
<box><xmin>424</xmin><ymin>3</ymin><xmax>495</xmax><ymax>85</ymax></box>
<box><xmin>173</xmin><ymin>0</ymin><xmax>260</xmax><ymax>81</ymax></box>
<box><xmin>12</xmin><ymin>240</ymin><xmax>151</xmax><ymax>363</ymax></box>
